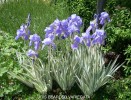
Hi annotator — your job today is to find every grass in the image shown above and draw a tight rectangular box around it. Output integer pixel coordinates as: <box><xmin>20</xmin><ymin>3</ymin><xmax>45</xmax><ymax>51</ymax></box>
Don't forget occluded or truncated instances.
<box><xmin>0</xmin><ymin>0</ymin><xmax>69</xmax><ymax>37</ymax></box>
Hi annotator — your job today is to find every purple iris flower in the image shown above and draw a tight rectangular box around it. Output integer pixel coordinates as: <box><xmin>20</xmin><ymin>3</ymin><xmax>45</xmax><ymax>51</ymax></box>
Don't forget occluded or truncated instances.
<box><xmin>44</xmin><ymin>19</ymin><xmax>61</xmax><ymax>38</ymax></box>
<box><xmin>96</xmin><ymin>29</ymin><xmax>105</xmax><ymax>36</ymax></box>
<box><xmin>15</xmin><ymin>24</ymin><xmax>30</xmax><ymax>40</ymax></box>
<box><xmin>47</xmin><ymin>34</ymin><xmax>55</xmax><ymax>40</ymax></box>
<box><xmin>82</xmin><ymin>29</ymin><xmax>92</xmax><ymax>47</ymax></box>
<box><xmin>52</xmin><ymin>19</ymin><xmax>62</xmax><ymax>35</ymax></box>
<box><xmin>27</xmin><ymin>49</ymin><xmax>38</xmax><ymax>57</ymax></box>
<box><xmin>42</xmin><ymin>38</ymin><xmax>52</xmax><ymax>45</ymax></box>
<box><xmin>42</xmin><ymin>37</ymin><xmax>56</xmax><ymax>49</ymax></box>
<box><xmin>68</xmin><ymin>24</ymin><xmax>80</xmax><ymax>34</ymax></box>
<box><xmin>57</xmin><ymin>19</ymin><xmax>71</xmax><ymax>39</ymax></box>
<box><xmin>70</xmin><ymin>14</ymin><xmax>82</xmax><ymax>27</ymax></box>
<box><xmin>99</xmin><ymin>12</ymin><xmax>110</xmax><ymax>25</ymax></box>
<box><xmin>44</xmin><ymin>26</ymin><xmax>54</xmax><ymax>38</ymax></box>
<box><xmin>71</xmin><ymin>35</ymin><xmax>82</xmax><ymax>50</ymax></box>
<box><xmin>67</xmin><ymin>14</ymin><xmax>82</xmax><ymax>34</ymax></box>
<box><xmin>61</xmin><ymin>19</ymin><xmax>68</xmax><ymax>29</ymax></box>
<box><xmin>82</xmin><ymin>27</ymin><xmax>92</xmax><ymax>39</ymax></box>
<box><xmin>44</xmin><ymin>19</ymin><xmax>63</xmax><ymax>38</ymax></box>
<box><xmin>60</xmin><ymin>19</ymin><xmax>69</xmax><ymax>38</ymax></box>
<box><xmin>71</xmin><ymin>43</ymin><xmax>79</xmax><ymax>50</ymax></box>
<box><xmin>92</xmin><ymin>29</ymin><xmax>106</xmax><ymax>45</ymax></box>
<box><xmin>54</xmin><ymin>19</ymin><xmax>70</xmax><ymax>38</ymax></box>
<box><xmin>29</xmin><ymin>34</ymin><xmax>41</xmax><ymax>50</ymax></box>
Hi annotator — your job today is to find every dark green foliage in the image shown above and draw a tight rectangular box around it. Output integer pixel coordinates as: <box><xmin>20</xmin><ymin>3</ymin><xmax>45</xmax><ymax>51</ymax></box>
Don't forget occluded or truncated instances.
<box><xmin>93</xmin><ymin>75</ymin><xmax>131</xmax><ymax>100</ymax></box>
<box><xmin>124</xmin><ymin>45</ymin><xmax>131</xmax><ymax>76</ymax></box>
<box><xmin>17</xmin><ymin>88</ymin><xmax>42</xmax><ymax>100</ymax></box>
<box><xmin>105</xmin><ymin>8</ymin><xmax>131</xmax><ymax>76</ymax></box>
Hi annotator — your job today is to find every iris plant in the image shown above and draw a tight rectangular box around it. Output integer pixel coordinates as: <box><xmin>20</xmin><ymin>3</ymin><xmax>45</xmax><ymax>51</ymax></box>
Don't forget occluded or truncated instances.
<box><xmin>13</xmin><ymin>12</ymin><xmax>123</xmax><ymax>98</ymax></box>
